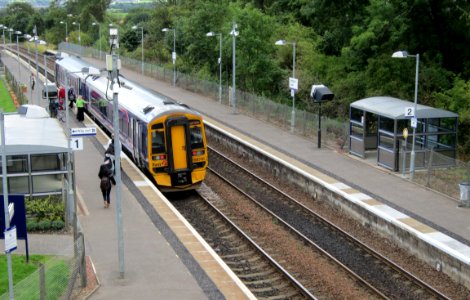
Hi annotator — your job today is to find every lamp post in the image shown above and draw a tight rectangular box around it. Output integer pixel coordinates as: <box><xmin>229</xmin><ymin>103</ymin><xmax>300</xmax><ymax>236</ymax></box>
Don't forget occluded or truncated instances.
<box><xmin>109</xmin><ymin>27</ymin><xmax>125</xmax><ymax>278</ymax></box>
<box><xmin>206</xmin><ymin>31</ymin><xmax>222</xmax><ymax>103</ymax></box>
<box><xmin>392</xmin><ymin>51</ymin><xmax>419</xmax><ymax>180</ymax></box>
<box><xmin>0</xmin><ymin>25</ymin><xmax>5</xmax><ymax>49</ymax></box>
<box><xmin>229</xmin><ymin>23</ymin><xmax>239</xmax><ymax>112</ymax></box>
<box><xmin>162</xmin><ymin>27</ymin><xmax>176</xmax><ymax>86</ymax></box>
<box><xmin>1</xmin><ymin>112</ymin><xmax>14</xmax><ymax>300</ymax></box>
<box><xmin>275</xmin><ymin>39</ymin><xmax>297</xmax><ymax>133</ymax></box>
<box><xmin>92</xmin><ymin>22</ymin><xmax>101</xmax><ymax>60</ymax></box>
<box><xmin>8</xmin><ymin>28</ymin><xmax>12</xmax><ymax>45</ymax></box>
<box><xmin>60</xmin><ymin>21</ymin><xmax>68</xmax><ymax>42</ymax></box>
<box><xmin>132</xmin><ymin>25</ymin><xmax>144</xmax><ymax>74</ymax></box>
<box><xmin>30</xmin><ymin>26</ymin><xmax>46</xmax><ymax>106</ymax></box>
<box><xmin>72</xmin><ymin>22</ymin><xmax>81</xmax><ymax>46</ymax></box>
<box><xmin>311</xmin><ymin>84</ymin><xmax>334</xmax><ymax>148</ymax></box>
<box><xmin>14</xmin><ymin>31</ymin><xmax>21</xmax><ymax>86</ymax></box>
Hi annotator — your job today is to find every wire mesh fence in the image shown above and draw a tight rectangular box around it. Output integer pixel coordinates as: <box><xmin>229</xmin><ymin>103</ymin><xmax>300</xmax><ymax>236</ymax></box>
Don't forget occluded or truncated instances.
<box><xmin>4</xmin><ymin>66</ymin><xmax>28</xmax><ymax>106</ymax></box>
<box><xmin>60</xmin><ymin>43</ymin><xmax>468</xmax><ymax>202</ymax></box>
<box><xmin>0</xmin><ymin>233</ymin><xmax>86</xmax><ymax>300</ymax></box>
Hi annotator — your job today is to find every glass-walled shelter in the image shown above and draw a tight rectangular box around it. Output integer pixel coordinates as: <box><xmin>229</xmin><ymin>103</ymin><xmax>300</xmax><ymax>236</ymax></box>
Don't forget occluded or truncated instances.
<box><xmin>349</xmin><ymin>96</ymin><xmax>458</xmax><ymax>171</ymax></box>
<box><xmin>0</xmin><ymin>106</ymin><xmax>69</xmax><ymax>197</ymax></box>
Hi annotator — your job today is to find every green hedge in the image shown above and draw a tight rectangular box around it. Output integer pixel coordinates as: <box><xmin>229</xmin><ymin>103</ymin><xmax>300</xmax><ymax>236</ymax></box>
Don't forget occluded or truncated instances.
<box><xmin>26</xmin><ymin>196</ymin><xmax>65</xmax><ymax>232</ymax></box>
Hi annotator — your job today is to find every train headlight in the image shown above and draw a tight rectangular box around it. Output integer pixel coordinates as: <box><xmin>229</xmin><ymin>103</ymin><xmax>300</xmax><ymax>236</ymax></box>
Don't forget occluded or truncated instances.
<box><xmin>192</xmin><ymin>150</ymin><xmax>205</xmax><ymax>156</ymax></box>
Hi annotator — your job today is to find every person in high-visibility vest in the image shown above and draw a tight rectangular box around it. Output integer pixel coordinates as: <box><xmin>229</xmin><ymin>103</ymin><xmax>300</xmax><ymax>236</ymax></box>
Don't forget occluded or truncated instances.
<box><xmin>76</xmin><ymin>95</ymin><xmax>87</xmax><ymax>122</ymax></box>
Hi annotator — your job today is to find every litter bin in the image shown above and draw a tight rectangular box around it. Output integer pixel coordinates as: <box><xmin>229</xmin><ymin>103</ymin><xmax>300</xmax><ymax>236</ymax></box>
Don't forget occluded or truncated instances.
<box><xmin>459</xmin><ymin>182</ymin><xmax>470</xmax><ymax>207</ymax></box>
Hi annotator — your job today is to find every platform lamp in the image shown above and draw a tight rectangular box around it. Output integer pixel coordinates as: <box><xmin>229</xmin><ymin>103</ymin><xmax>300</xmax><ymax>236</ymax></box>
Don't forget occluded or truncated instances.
<box><xmin>162</xmin><ymin>27</ymin><xmax>176</xmax><ymax>86</ymax></box>
<box><xmin>92</xmin><ymin>22</ymin><xmax>101</xmax><ymax>60</ymax></box>
<box><xmin>206</xmin><ymin>31</ymin><xmax>222</xmax><ymax>103</ymax></box>
<box><xmin>311</xmin><ymin>84</ymin><xmax>334</xmax><ymax>148</ymax></box>
<box><xmin>132</xmin><ymin>25</ymin><xmax>144</xmax><ymax>74</ymax></box>
<box><xmin>275</xmin><ymin>39</ymin><xmax>297</xmax><ymax>133</ymax></box>
<box><xmin>72</xmin><ymin>22</ymin><xmax>81</xmax><ymax>46</ymax></box>
<box><xmin>392</xmin><ymin>50</ymin><xmax>419</xmax><ymax>180</ymax></box>
<box><xmin>14</xmin><ymin>31</ymin><xmax>21</xmax><ymax>86</ymax></box>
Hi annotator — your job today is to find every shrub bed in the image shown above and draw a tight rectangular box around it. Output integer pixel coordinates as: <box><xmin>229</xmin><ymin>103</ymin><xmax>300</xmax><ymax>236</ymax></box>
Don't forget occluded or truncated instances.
<box><xmin>25</xmin><ymin>196</ymin><xmax>66</xmax><ymax>232</ymax></box>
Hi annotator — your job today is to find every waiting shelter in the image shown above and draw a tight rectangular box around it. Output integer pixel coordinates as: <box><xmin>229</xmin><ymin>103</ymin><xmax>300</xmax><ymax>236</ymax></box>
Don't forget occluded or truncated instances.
<box><xmin>0</xmin><ymin>105</ymin><xmax>70</xmax><ymax>197</ymax></box>
<box><xmin>349</xmin><ymin>96</ymin><xmax>458</xmax><ymax>171</ymax></box>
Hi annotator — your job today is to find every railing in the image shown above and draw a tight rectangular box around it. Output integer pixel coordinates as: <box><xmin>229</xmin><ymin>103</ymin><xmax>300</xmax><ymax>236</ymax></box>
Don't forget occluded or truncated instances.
<box><xmin>0</xmin><ymin>233</ymin><xmax>87</xmax><ymax>300</ymax></box>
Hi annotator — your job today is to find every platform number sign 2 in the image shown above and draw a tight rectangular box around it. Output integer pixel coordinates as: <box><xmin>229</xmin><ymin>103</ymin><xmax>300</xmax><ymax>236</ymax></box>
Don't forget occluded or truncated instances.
<box><xmin>71</xmin><ymin>137</ymin><xmax>83</xmax><ymax>151</ymax></box>
<box><xmin>405</xmin><ymin>107</ymin><xmax>415</xmax><ymax>117</ymax></box>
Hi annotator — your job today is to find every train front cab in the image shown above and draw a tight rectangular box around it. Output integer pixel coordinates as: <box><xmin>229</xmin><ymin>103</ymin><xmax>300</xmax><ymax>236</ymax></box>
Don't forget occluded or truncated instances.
<box><xmin>149</xmin><ymin>114</ymin><xmax>207</xmax><ymax>191</ymax></box>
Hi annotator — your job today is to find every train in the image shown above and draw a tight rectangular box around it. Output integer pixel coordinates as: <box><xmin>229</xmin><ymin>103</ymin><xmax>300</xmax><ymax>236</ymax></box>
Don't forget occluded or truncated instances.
<box><xmin>54</xmin><ymin>55</ymin><xmax>208</xmax><ymax>192</ymax></box>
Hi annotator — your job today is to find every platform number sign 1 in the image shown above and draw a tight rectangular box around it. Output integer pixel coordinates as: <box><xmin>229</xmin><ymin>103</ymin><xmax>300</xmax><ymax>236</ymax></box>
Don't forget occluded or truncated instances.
<box><xmin>71</xmin><ymin>137</ymin><xmax>83</xmax><ymax>151</ymax></box>
<box><xmin>405</xmin><ymin>107</ymin><xmax>415</xmax><ymax>117</ymax></box>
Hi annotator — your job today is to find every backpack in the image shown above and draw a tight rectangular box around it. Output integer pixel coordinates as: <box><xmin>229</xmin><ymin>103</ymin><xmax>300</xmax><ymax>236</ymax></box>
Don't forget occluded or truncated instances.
<box><xmin>100</xmin><ymin>176</ymin><xmax>111</xmax><ymax>190</ymax></box>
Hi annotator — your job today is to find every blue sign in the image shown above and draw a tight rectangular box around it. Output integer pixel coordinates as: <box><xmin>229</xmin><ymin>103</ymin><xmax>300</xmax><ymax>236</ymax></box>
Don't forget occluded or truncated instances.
<box><xmin>0</xmin><ymin>195</ymin><xmax>27</xmax><ymax>239</ymax></box>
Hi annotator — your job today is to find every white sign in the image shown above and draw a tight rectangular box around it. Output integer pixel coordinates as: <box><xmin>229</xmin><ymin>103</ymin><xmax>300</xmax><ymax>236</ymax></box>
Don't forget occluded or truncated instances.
<box><xmin>411</xmin><ymin>117</ymin><xmax>418</xmax><ymax>128</ymax></box>
<box><xmin>172</xmin><ymin>51</ymin><xmax>176</xmax><ymax>63</ymax></box>
<box><xmin>70</xmin><ymin>127</ymin><xmax>96</xmax><ymax>137</ymax></box>
<box><xmin>71</xmin><ymin>137</ymin><xmax>83</xmax><ymax>151</ymax></box>
<box><xmin>405</xmin><ymin>106</ymin><xmax>415</xmax><ymax>117</ymax></box>
<box><xmin>4</xmin><ymin>226</ymin><xmax>17</xmax><ymax>253</ymax></box>
<box><xmin>289</xmin><ymin>77</ymin><xmax>298</xmax><ymax>90</ymax></box>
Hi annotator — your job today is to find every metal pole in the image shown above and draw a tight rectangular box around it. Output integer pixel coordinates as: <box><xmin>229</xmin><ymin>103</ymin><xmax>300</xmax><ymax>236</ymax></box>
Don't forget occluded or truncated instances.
<box><xmin>110</xmin><ymin>32</ymin><xmax>125</xmax><ymax>278</ymax></box>
<box><xmin>318</xmin><ymin>102</ymin><xmax>322</xmax><ymax>148</ymax></box>
<box><xmin>1</xmin><ymin>112</ymin><xmax>14</xmax><ymax>300</ymax></box>
<box><xmin>98</xmin><ymin>25</ymin><xmax>101</xmax><ymax>60</ymax></box>
<box><xmin>141</xmin><ymin>27</ymin><xmax>144</xmax><ymax>75</ymax></box>
<box><xmin>218</xmin><ymin>33</ymin><xmax>222</xmax><ymax>103</ymax></box>
<box><xmin>409</xmin><ymin>54</ymin><xmax>419</xmax><ymax>181</ymax></box>
<box><xmin>172</xmin><ymin>29</ymin><xmax>176</xmax><ymax>86</ymax></box>
<box><xmin>16</xmin><ymin>34</ymin><xmax>20</xmax><ymax>87</ymax></box>
<box><xmin>64</xmin><ymin>71</ymin><xmax>76</xmax><ymax>238</ymax></box>
<box><xmin>291</xmin><ymin>42</ymin><xmax>296</xmax><ymax>133</ymax></box>
<box><xmin>231</xmin><ymin>23</ymin><xmax>237</xmax><ymax>112</ymax></box>
<box><xmin>78</xmin><ymin>23</ymin><xmax>81</xmax><ymax>47</ymax></box>
<box><xmin>28</xmin><ymin>45</ymin><xmax>32</xmax><ymax>102</ymax></box>
<box><xmin>65</xmin><ymin>22</ymin><xmax>68</xmax><ymax>42</ymax></box>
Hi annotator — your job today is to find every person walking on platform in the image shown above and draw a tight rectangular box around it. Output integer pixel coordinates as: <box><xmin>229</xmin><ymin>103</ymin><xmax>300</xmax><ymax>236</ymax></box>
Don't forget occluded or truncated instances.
<box><xmin>98</xmin><ymin>159</ymin><xmax>115</xmax><ymax>208</ymax></box>
<box><xmin>76</xmin><ymin>95</ymin><xmax>86</xmax><ymax>122</ymax></box>
<box><xmin>68</xmin><ymin>88</ymin><xmax>76</xmax><ymax>108</ymax></box>
<box><xmin>105</xmin><ymin>135</ymin><xmax>115</xmax><ymax>174</ymax></box>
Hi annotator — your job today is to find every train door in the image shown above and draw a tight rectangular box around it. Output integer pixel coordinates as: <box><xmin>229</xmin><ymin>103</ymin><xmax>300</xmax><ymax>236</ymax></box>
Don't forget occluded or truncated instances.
<box><xmin>171</xmin><ymin>125</ymin><xmax>187</xmax><ymax>170</ymax></box>
<box><xmin>132</xmin><ymin>119</ymin><xmax>140</xmax><ymax>166</ymax></box>
<box><xmin>166</xmin><ymin>117</ymin><xmax>191</xmax><ymax>172</ymax></box>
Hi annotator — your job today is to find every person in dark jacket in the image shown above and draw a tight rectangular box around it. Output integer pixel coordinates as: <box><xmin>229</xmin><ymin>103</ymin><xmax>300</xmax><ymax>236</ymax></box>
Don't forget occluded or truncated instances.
<box><xmin>98</xmin><ymin>159</ymin><xmax>115</xmax><ymax>208</ymax></box>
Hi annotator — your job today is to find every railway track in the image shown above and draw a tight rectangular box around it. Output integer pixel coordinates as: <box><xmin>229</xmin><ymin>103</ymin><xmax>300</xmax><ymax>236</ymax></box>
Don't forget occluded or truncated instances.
<box><xmin>172</xmin><ymin>192</ymin><xmax>316</xmax><ymax>299</ymax></box>
<box><xmin>206</xmin><ymin>146</ymin><xmax>450</xmax><ymax>300</ymax></box>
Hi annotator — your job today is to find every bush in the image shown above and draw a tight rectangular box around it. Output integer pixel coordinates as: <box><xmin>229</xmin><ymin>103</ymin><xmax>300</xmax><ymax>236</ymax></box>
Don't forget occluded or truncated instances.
<box><xmin>26</xmin><ymin>219</ymin><xmax>38</xmax><ymax>232</ymax></box>
<box><xmin>51</xmin><ymin>220</ymin><xmax>65</xmax><ymax>230</ymax></box>
<box><xmin>37</xmin><ymin>220</ymin><xmax>51</xmax><ymax>231</ymax></box>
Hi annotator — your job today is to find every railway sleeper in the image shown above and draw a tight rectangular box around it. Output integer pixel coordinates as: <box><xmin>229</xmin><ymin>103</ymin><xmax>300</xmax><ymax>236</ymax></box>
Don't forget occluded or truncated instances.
<box><xmin>238</xmin><ymin>269</ymin><xmax>277</xmax><ymax>279</ymax></box>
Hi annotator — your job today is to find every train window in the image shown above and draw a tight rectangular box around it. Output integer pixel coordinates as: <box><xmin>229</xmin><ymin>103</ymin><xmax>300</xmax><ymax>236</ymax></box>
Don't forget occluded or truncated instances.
<box><xmin>190</xmin><ymin>126</ymin><xmax>203</xmax><ymax>149</ymax></box>
<box><xmin>151</xmin><ymin>131</ymin><xmax>165</xmax><ymax>153</ymax></box>
<box><xmin>151</xmin><ymin>123</ymin><xmax>163</xmax><ymax>130</ymax></box>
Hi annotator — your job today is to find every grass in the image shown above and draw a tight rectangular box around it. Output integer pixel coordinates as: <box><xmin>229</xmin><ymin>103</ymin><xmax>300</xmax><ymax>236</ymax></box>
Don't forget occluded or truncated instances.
<box><xmin>0</xmin><ymin>78</ymin><xmax>16</xmax><ymax>112</ymax></box>
<box><xmin>0</xmin><ymin>254</ymin><xmax>70</xmax><ymax>299</ymax></box>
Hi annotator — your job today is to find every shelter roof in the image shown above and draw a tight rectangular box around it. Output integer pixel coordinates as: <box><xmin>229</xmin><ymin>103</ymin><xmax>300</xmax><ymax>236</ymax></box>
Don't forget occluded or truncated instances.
<box><xmin>350</xmin><ymin>96</ymin><xmax>458</xmax><ymax>119</ymax></box>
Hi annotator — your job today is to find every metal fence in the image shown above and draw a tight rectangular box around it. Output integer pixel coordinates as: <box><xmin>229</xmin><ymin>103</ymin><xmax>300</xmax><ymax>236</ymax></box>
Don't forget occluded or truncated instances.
<box><xmin>4</xmin><ymin>66</ymin><xmax>28</xmax><ymax>106</ymax></box>
<box><xmin>0</xmin><ymin>233</ymin><xmax>86</xmax><ymax>300</ymax></box>
<box><xmin>60</xmin><ymin>43</ymin><xmax>469</xmax><ymax>203</ymax></box>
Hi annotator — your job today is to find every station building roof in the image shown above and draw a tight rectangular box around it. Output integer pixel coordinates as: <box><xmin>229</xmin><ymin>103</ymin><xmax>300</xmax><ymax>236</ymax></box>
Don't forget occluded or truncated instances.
<box><xmin>350</xmin><ymin>96</ymin><xmax>458</xmax><ymax>120</ymax></box>
<box><xmin>0</xmin><ymin>105</ymin><xmax>68</xmax><ymax>155</ymax></box>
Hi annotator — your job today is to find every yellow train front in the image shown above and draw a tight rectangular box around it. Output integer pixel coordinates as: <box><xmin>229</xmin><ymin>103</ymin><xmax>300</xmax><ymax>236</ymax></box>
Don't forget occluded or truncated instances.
<box><xmin>55</xmin><ymin>55</ymin><xmax>207</xmax><ymax>192</ymax></box>
<box><xmin>148</xmin><ymin>114</ymin><xmax>207</xmax><ymax>192</ymax></box>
